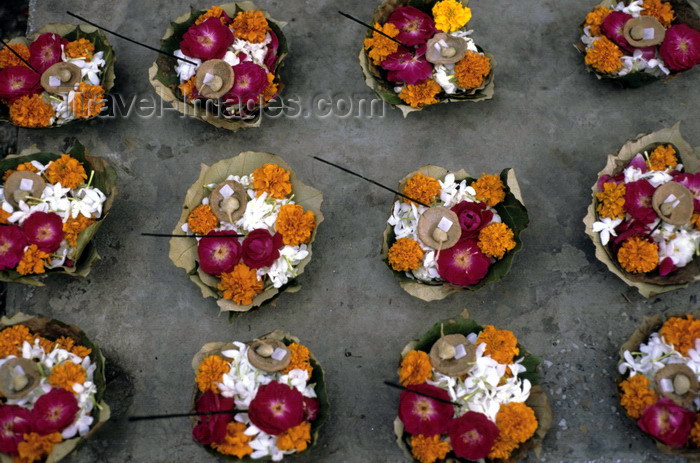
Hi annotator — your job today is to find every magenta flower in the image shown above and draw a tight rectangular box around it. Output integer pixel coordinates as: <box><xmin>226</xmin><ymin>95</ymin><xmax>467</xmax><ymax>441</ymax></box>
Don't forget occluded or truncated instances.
<box><xmin>398</xmin><ymin>383</ymin><xmax>453</xmax><ymax>435</ymax></box>
<box><xmin>611</xmin><ymin>222</ymin><xmax>651</xmax><ymax>252</ymax></box>
<box><xmin>248</xmin><ymin>382</ymin><xmax>305</xmax><ymax>435</ymax></box>
<box><xmin>659</xmin><ymin>24</ymin><xmax>700</xmax><ymax>71</ymax></box>
<box><xmin>32</xmin><ymin>388</ymin><xmax>79</xmax><ymax>434</ymax></box>
<box><xmin>387</xmin><ymin>6</ymin><xmax>437</xmax><ymax>46</ymax></box>
<box><xmin>0</xmin><ymin>405</ymin><xmax>32</xmax><ymax>455</ymax></box>
<box><xmin>449</xmin><ymin>411</ymin><xmax>500</xmax><ymax>460</ymax></box>
<box><xmin>437</xmin><ymin>238</ymin><xmax>491</xmax><ymax>286</ymax></box>
<box><xmin>180</xmin><ymin>18</ymin><xmax>234</xmax><ymax>60</ymax></box>
<box><xmin>0</xmin><ymin>225</ymin><xmax>27</xmax><ymax>270</ymax></box>
<box><xmin>601</xmin><ymin>11</ymin><xmax>633</xmax><ymax>49</ymax></box>
<box><xmin>381</xmin><ymin>46</ymin><xmax>432</xmax><ymax>84</ymax></box>
<box><xmin>241</xmin><ymin>228</ymin><xmax>283</xmax><ymax>269</ymax></box>
<box><xmin>0</xmin><ymin>66</ymin><xmax>42</xmax><ymax>103</ymax></box>
<box><xmin>222</xmin><ymin>62</ymin><xmax>269</xmax><ymax>107</ymax></box>
<box><xmin>659</xmin><ymin>256</ymin><xmax>677</xmax><ymax>276</ymax></box>
<box><xmin>192</xmin><ymin>390</ymin><xmax>235</xmax><ymax>445</ymax></box>
<box><xmin>29</xmin><ymin>33</ymin><xmax>66</xmax><ymax>72</ymax></box>
<box><xmin>624</xmin><ymin>180</ymin><xmax>657</xmax><ymax>223</ymax></box>
<box><xmin>451</xmin><ymin>201</ymin><xmax>493</xmax><ymax>237</ymax></box>
<box><xmin>264</xmin><ymin>29</ymin><xmax>279</xmax><ymax>72</ymax></box>
<box><xmin>673</xmin><ymin>172</ymin><xmax>700</xmax><ymax>212</ymax></box>
<box><xmin>302</xmin><ymin>397</ymin><xmax>320</xmax><ymax>422</ymax></box>
<box><xmin>629</xmin><ymin>153</ymin><xmax>649</xmax><ymax>173</ymax></box>
<box><xmin>22</xmin><ymin>211</ymin><xmax>64</xmax><ymax>253</ymax></box>
<box><xmin>197</xmin><ymin>231</ymin><xmax>241</xmax><ymax>275</ymax></box>
<box><xmin>637</xmin><ymin>398</ymin><xmax>694</xmax><ymax>447</ymax></box>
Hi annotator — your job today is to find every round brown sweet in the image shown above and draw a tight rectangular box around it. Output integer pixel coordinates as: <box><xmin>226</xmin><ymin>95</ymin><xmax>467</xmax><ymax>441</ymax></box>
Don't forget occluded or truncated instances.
<box><xmin>654</xmin><ymin>363</ymin><xmax>698</xmax><ymax>407</ymax></box>
<box><xmin>429</xmin><ymin>334</ymin><xmax>475</xmax><ymax>376</ymax></box>
<box><xmin>247</xmin><ymin>339</ymin><xmax>290</xmax><ymax>372</ymax></box>
<box><xmin>0</xmin><ymin>358</ymin><xmax>41</xmax><ymax>399</ymax></box>
<box><xmin>417</xmin><ymin>206</ymin><xmax>461</xmax><ymax>250</ymax></box>
<box><xmin>195</xmin><ymin>59</ymin><xmax>234</xmax><ymax>99</ymax></box>
<box><xmin>209</xmin><ymin>180</ymin><xmax>248</xmax><ymax>223</ymax></box>
<box><xmin>40</xmin><ymin>62</ymin><xmax>82</xmax><ymax>93</ymax></box>
<box><xmin>652</xmin><ymin>181</ymin><xmax>694</xmax><ymax>226</ymax></box>
<box><xmin>623</xmin><ymin>16</ymin><xmax>666</xmax><ymax>47</ymax></box>
<box><xmin>4</xmin><ymin>171</ymin><xmax>46</xmax><ymax>208</ymax></box>
<box><xmin>425</xmin><ymin>33</ymin><xmax>467</xmax><ymax>65</ymax></box>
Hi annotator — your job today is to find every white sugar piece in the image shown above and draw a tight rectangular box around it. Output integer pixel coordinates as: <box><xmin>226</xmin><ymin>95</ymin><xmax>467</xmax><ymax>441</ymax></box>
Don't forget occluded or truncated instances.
<box><xmin>660</xmin><ymin>378</ymin><xmax>674</xmax><ymax>393</ymax></box>
<box><xmin>673</xmin><ymin>199</ymin><xmax>680</xmax><ymax>208</ymax></box>
<box><xmin>664</xmin><ymin>194</ymin><xmax>677</xmax><ymax>203</ymax></box>
<box><xmin>271</xmin><ymin>348</ymin><xmax>287</xmax><ymax>361</ymax></box>
<box><xmin>454</xmin><ymin>344</ymin><xmax>467</xmax><ymax>359</ymax></box>
<box><xmin>12</xmin><ymin>365</ymin><xmax>25</xmax><ymax>375</ymax></box>
<box><xmin>49</xmin><ymin>75</ymin><xmax>62</xmax><ymax>87</ymax></box>
<box><xmin>438</xmin><ymin>39</ymin><xmax>447</xmax><ymax>47</ymax></box>
<box><xmin>434</xmin><ymin>43</ymin><xmax>441</xmax><ymax>51</ymax></box>
<box><xmin>643</xmin><ymin>28</ymin><xmax>655</xmax><ymax>40</ymax></box>
<box><xmin>219</xmin><ymin>184</ymin><xmax>234</xmax><ymax>198</ymax></box>
<box><xmin>203</xmin><ymin>73</ymin><xmax>215</xmax><ymax>84</ymax></box>
<box><xmin>2</xmin><ymin>203</ymin><xmax>12</xmax><ymax>213</ymax></box>
<box><xmin>19</xmin><ymin>178</ymin><xmax>33</xmax><ymax>191</ymax></box>
<box><xmin>201</xmin><ymin>197</ymin><xmax>209</xmax><ymax>205</ymax></box>
<box><xmin>437</xmin><ymin>217</ymin><xmax>453</xmax><ymax>232</ymax></box>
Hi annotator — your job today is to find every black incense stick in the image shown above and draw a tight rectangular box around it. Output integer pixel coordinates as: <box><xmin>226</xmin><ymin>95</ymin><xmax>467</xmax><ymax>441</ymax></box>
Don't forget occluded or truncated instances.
<box><xmin>66</xmin><ymin>11</ymin><xmax>199</xmax><ymax>66</ymax></box>
<box><xmin>313</xmin><ymin>156</ymin><xmax>430</xmax><ymax>207</ymax></box>
<box><xmin>383</xmin><ymin>381</ymin><xmax>461</xmax><ymax>407</ymax></box>
<box><xmin>128</xmin><ymin>409</ymin><xmax>243</xmax><ymax>422</ymax></box>
<box><xmin>141</xmin><ymin>233</ymin><xmax>243</xmax><ymax>238</ymax></box>
<box><xmin>0</xmin><ymin>38</ymin><xmax>38</xmax><ymax>73</ymax></box>
<box><xmin>338</xmin><ymin>11</ymin><xmax>409</xmax><ymax>49</ymax></box>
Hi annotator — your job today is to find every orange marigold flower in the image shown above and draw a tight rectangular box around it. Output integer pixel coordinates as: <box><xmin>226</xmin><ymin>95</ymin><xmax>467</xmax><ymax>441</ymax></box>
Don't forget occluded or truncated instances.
<box><xmin>17</xmin><ymin>432</ymin><xmax>62</xmax><ymax>463</ymax></box>
<box><xmin>647</xmin><ymin>144</ymin><xmax>677</xmax><ymax>171</ymax></box>
<box><xmin>63</xmin><ymin>214</ymin><xmax>96</xmax><ymax>247</ymax></box>
<box><xmin>72</xmin><ymin>82</ymin><xmax>105</xmax><ymax>119</ymax></box>
<box><xmin>10</xmin><ymin>94</ymin><xmax>54</xmax><ymax>128</ymax></box>
<box><xmin>584</xmin><ymin>6</ymin><xmax>612</xmax><ymax>36</ymax></box>
<box><xmin>17</xmin><ymin>245</ymin><xmax>49</xmax><ymax>275</ymax></box>
<box><xmin>399</xmin><ymin>350</ymin><xmax>432</xmax><ymax>386</ymax></box>
<box><xmin>46</xmin><ymin>154</ymin><xmax>88</xmax><ymax>189</ymax></box>
<box><xmin>0</xmin><ymin>43</ymin><xmax>30</xmax><ymax>69</ymax></box>
<box><xmin>232</xmin><ymin>10</ymin><xmax>269</xmax><ymax>44</ymax></box>
<box><xmin>282</xmin><ymin>343</ymin><xmax>313</xmax><ymax>376</ymax></box>
<box><xmin>196</xmin><ymin>6</ymin><xmax>229</xmax><ymax>25</ymax></box>
<box><xmin>218</xmin><ymin>263</ymin><xmax>264</xmax><ymax>305</ymax></box>
<box><xmin>403</xmin><ymin>172</ymin><xmax>441</xmax><ymax>206</ymax></box>
<box><xmin>276</xmin><ymin>204</ymin><xmax>316</xmax><ymax>246</ymax></box>
<box><xmin>454</xmin><ymin>51</ymin><xmax>491</xmax><ymax>89</ymax></box>
<box><xmin>619</xmin><ymin>374</ymin><xmax>658</xmax><ymax>419</ymax></box>
<box><xmin>388</xmin><ymin>238</ymin><xmax>424</xmax><ymax>272</ymax></box>
<box><xmin>71</xmin><ymin>345</ymin><xmax>92</xmax><ymax>358</ymax></box>
<box><xmin>585</xmin><ymin>37</ymin><xmax>623</xmax><ymax>74</ymax></box>
<box><xmin>212</xmin><ymin>422</ymin><xmax>253</xmax><ymax>457</ymax></box>
<box><xmin>187</xmin><ymin>204</ymin><xmax>219</xmax><ymax>235</ymax></box>
<box><xmin>252</xmin><ymin>163</ymin><xmax>292</xmax><ymax>199</ymax></box>
<box><xmin>0</xmin><ymin>325</ymin><xmax>32</xmax><ymax>358</ymax></box>
<box><xmin>49</xmin><ymin>362</ymin><xmax>86</xmax><ymax>391</ymax></box>
<box><xmin>262</xmin><ymin>73</ymin><xmax>278</xmax><ymax>102</ymax></box>
<box><xmin>692</xmin><ymin>213</ymin><xmax>700</xmax><ymax>231</ymax></box>
<box><xmin>3</xmin><ymin>161</ymin><xmax>39</xmax><ymax>181</ymax></box>
<box><xmin>642</xmin><ymin>0</ymin><xmax>675</xmax><ymax>27</ymax></box>
<box><xmin>399</xmin><ymin>79</ymin><xmax>441</xmax><ymax>109</ymax></box>
<box><xmin>477</xmin><ymin>325</ymin><xmax>520</xmax><ymax>364</ymax></box>
<box><xmin>53</xmin><ymin>336</ymin><xmax>76</xmax><ymax>351</ymax></box>
<box><xmin>691</xmin><ymin>414</ymin><xmax>700</xmax><ymax>447</ymax></box>
<box><xmin>0</xmin><ymin>209</ymin><xmax>10</xmax><ymax>224</ymax></box>
<box><xmin>660</xmin><ymin>315</ymin><xmax>700</xmax><ymax>356</ymax></box>
<box><xmin>472</xmin><ymin>173</ymin><xmax>506</xmax><ymax>207</ymax></box>
<box><xmin>36</xmin><ymin>336</ymin><xmax>55</xmax><ymax>354</ymax></box>
<box><xmin>64</xmin><ymin>38</ymin><xmax>95</xmax><ymax>60</ymax></box>
<box><xmin>488</xmin><ymin>402</ymin><xmax>538</xmax><ymax>460</ymax></box>
<box><xmin>178</xmin><ymin>76</ymin><xmax>197</xmax><ymax>102</ymax></box>
<box><xmin>276</xmin><ymin>422</ymin><xmax>312</xmax><ymax>452</ymax></box>
<box><xmin>196</xmin><ymin>355</ymin><xmax>231</xmax><ymax>393</ymax></box>
<box><xmin>364</xmin><ymin>22</ymin><xmax>400</xmax><ymax>65</ymax></box>
<box><xmin>410</xmin><ymin>434</ymin><xmax>451</xmax><ymax>463</ymax></box>
<box><xmin>596</xmin><ymin>182</ymin><xmax>626</xmax><ymax>219</ymax></box>
<box><xmin>617</xmin><ymin>236</ymin><xmax>658</xmax><ymax>273</ymax></box>
<box><xmin>478</xmin><ymin>222</ymin><xmax>516</xmax><ymax>259</ymax></box>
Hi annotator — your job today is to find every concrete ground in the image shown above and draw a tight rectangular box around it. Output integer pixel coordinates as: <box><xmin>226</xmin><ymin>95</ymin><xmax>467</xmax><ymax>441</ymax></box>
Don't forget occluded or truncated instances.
<box><xmin>4</xmin><ymin>0</ymin><xmax>700</xmax><ymax>461</ymax></box>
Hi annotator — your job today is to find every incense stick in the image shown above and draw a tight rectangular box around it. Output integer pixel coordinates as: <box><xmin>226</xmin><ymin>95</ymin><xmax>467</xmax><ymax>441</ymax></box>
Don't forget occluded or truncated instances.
<box><xmin>141</xmin><ymin>233</ymin><xmax>243</xmax><ymax>238</ymax></box>
<box><xmin>338</xmin><ymin>11</ymin><xmax>409</xmax><ymax>49</ymax></box>
<box><xmin>313</xmin><ymin>156</ymin><xmax>430</xmax><ymax>208</ymax></box>
<box><xmin>66</xmin><ymin>11</ymin><xmax>199</xmax><ymax>66</ymax></box>
<box><xmin>383</xmin><ymin>381</ymin><xmax>461</xmax><ymax>407</ymax></box>
<box><xmin>0</xmin><ymin>38</ymin><xmax>38</xmax><ymax>73</ymax></box>
<box><xmin>128</xmin><ymin>409</ymin><xmax>243</xmax><ymax>422</ymax></box>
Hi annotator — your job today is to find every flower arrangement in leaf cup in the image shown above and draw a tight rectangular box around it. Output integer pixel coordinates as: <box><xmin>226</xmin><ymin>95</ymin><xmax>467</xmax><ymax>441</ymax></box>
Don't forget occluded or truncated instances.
<box><xmin>0</xmin><ymin>312</ymin><xmax>109</xmax><ymax>463</ymax></box>
<box><xmin>381</xmin><ymin>166</ymin><xmax>528</xmax><ymax>301</ymax></box>
<box><xmin>359</xmin><ymin>0</ymin><xmax>495</xmax><ymax>117</ymax></box>
<box><xmin>393</xmin><ymin>313</ymin><xmax>551</xmax><ymax>462</ymax></box>
<box><xmin>617</xmin><ymin>312</ymin><xmax>700</xmax><ymax>458</ymax></box>
<box><xmin>584</xmin><ymin>123</ymin><xmax>700</xmax><ymax>297</ymax></box>
<box><xmin>149</xmin><ymin>2</ymin><xmax>287</xmax><ymax>131</ymax></box>
<box><xmin>0</xmin><ymin>141</ymin><xmax>117</xmax><ymax>286</ymax></box>
<box><xmin>576</xmin><ymin>0</ymin><xmax>700</xmax><ymax>87</ymax></box>
<box><xmin>191</xmin><ymin>330</ymin><xmax>328</xmax><ymax>460</ymax></box>
<box><xmin>0</xmin><ymin>24</ymin><xmax>116</xmax><ymax>127</ymax></box>
<box><xmin>169</xmin><ymin>152</ymin><xmax>323</xmax><ymax>313</ymax></box>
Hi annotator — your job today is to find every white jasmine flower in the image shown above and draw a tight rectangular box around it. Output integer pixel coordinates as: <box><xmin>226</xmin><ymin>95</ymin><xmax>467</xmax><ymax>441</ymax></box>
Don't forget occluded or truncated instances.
<box><xmin>278</xmin><ymin>369</ymin><xmax>317</xmax><ymax>398</ymax></box>
<box><xmin>592</xmin><ymin>217</ymin><xmax>623</xmax><ymax>246</ymax></box>
<box><xmin>71</xmin><ymin>186</ymin><xmax>107</xmax><ymax>218</ymax></box>
<box><xmin>433</xmin><ymin>64</ymin><xmax>457</xmax><ymax>94</ymax></box>
<box><xmin>260</xmin><ymin>245</ymin><xmax>309</xmax><ymax>288</ymax></box>
<box><xmin>658</xmin><ymin>230</ymin><xmax>697</xmax><ymax>268</ymax></box>
<box><xmin>230</xmin><ymin>33</ymin><xmax>271</xmax><ymax>67</ymax></box>
<box><xmin>618</xmin><ymin>333</ymin><xmax>682</xmax><ymax>378</ymax></box>
<box><xmin>69</xmin><ymin>51</ymin><xmax>106</xmax><ymax>85</ymax></box>
<box><xmin>41</xmin><ymin>183</ymin><xmax>72</xmax><ymax>218</ymax></box>
<box><xmin>617</xmin><ymin>0</ymin><xmax>643</xmax><ymax>16</ymax></box>
<box><xmin>174</xmin><ymin>49</ymin><xmax>201</xmax><ymax>82</ymax></box>
<box><xmin>222</xmin><ymin>50</ymin><xmax>241</xmax><ymax>67</ymax></box>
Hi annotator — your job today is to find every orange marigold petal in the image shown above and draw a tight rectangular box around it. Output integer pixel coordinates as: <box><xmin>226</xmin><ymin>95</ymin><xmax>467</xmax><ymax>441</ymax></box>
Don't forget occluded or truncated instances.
<box><xmin>647</xmin><ymin>144</ymin><xmax>677</xmax><ymax>171</ymax></box>
<box><xmin>403</xmin><ymin>173</ymin><xmax>441</xmax><ymax>206</ymax></box>
<box><xmin>45</xmin><ymin>154</ymin><xmax>88</xmax><ymax>189</ymax></box>
<box><xmin>17</xmin><ymin>432</ymin><xmax>62</xmax><ymax>462</ymax></box>
<box><xmin>478</xmin><ymin>222</ymin><xmax>516</xmax><ymax>259</ymax></box>
<box><xmin>399</xmin><ymin>79</ymin><xmax>441</xmax><ymax>109</ymax></box>
<box><xmin>48</xmin><ymin>362</ymin><xmax>87</xmax><ymax>391</ymax></box>
<box><xmin>585</xmin><ymin>37</ymin><xmax>623</xmax><ymax>74</ymax></box>
<box><xmin>477</xmin><ymin>325</ymin><xmax>519</xmax><ymax>364</ymax></box>
<box><xmin>232</xmin><ymin>10</ymin><xmax>269</xmax><ymax>43</ymax></box>
<box><xmin>187</xmin><ymin>204</ymin><xmax>219</xmax><ymax>235</ymax></box>
<box><xmin>276</xmin><ymin>422</ymin><xmax>312</xmax><ymax>452</ymax></box>
<box><xmin>252</xmin><ymin>163</ymin><xmax>292</xmax><ymax>199</ymax></box>
<box><xmin>276</xmin><ymin>204</ymin><xmax>316</xmax><ymax>246</ymax></box>
<box><xmin>10</xmin><ymin>94</ymin><xmax>54</xmax><ymax>128</ymax></box>
<box><xmin>282</xmin><ymin>343</ymin><xmax>313</xmax><ymax>376</ymax></box>
<box><xmin>364</xmin><ymin>23</ymin><xmax>400</xmax><ymax>66</ymax></box>
<box><xmin>399</xmin><ymin>350</ymin><xmax>432</xmax><ymax>386</ymax></box>
<box><xmin>584</xmin><ymin>6</ymin><xmax>612</xmax><ymax>36</ymax></box>
<box><xmin>642</xmin><ymin>0</ymin><xmax>675</xmax><ymax>27</ymax></box>
<box><xmin>72</xmin><ymin>82</ymin><xmax>106</xmax><ymax>119</ymax></box>
<box><xmin>619</xmin><ymin>374</ymin><xmax>658</xmax><ymax>419</ymax></box>
<box><xmin>596</xmin><ymin>182</ymin><xmax>626</xmax><ymax>219</ymax></box>
<box><xmin>0</xmin><ymin>43</ymin><xmax>30</xmax><ymax>69</ymax></box>
<box><xmin>454</xmin><ymin>51</ymin><xmax>491</xmax><ymax>89</ymax></box>
<box><xmin>388</xmin><ymin>238</ymin><xmax>425</xmax><ymax>272</ymax></box>
<box><xmin>64</xmin><ymin>38</ymin><xmax>95</xmax><ymax>60</ymax></box>
<box><xmin>212</xmin><ymin>421</ymin><xmax>254</xmax><ymax>457</ymax></box>
<box><xmin>196</xmin><ymin>355</ymin><xmax>231</xmax><ymax>393</ymax></box>
<box><xmin>16</xmin><ymin>245</ymin><xmax>50</xmax><ymax>275</ymax></box>
<box><xmin>488</xmin><ymin>402</ymin><xmax>538</xmax><ymax>460</ymax></box>
<box><xmin>218</xmin><ymin>263</ymin><xmax>265</xmax><ymax>306</ymax></box>
<box><xmin>617</xmin><ymin>236</ymin><xmax>658</xmax><ymax>273</ymax></box>
<box><xmin>659</xmin><ymin>315</ymin><xmax>700</xmax><ymax>356</ymax></box>
<box><xmin>410</xmin><ymin>434</ymin><xmax>451</xmax><ymax>463</ymax></box>
<box><xmin>472</xmin><ymin>174</ymin><xmax>506</xmax><ymax>207</ymax></box>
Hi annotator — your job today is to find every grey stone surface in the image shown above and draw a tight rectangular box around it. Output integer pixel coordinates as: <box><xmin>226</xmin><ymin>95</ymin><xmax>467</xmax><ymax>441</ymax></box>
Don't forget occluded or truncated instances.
<box><xmin>5</xmin><ymin>0</ymin><xmax>700</xmax><ymax>461</ymax></box>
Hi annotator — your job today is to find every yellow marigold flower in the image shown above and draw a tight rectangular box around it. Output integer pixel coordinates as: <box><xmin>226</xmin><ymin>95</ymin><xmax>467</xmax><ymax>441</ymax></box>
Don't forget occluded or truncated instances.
<box><xmin>596</xmin><ymin>182</ymin><xmax>626</xmax><ymax>219</ymax></box>
<box><xmin>0</xmin><ymin>43</ymin><xmax>30</xmax><ymax>69</ymax></box>
<box><xmin>619</xmin><ymin>374</ymin><xmax>658</xmax><ymax>419</ymax></box>
<box><xmin>282</xmin><ymin>343</ymin><xmax>313</xmax><ymax>376</ymax></box>
<box><xmin>432</xmin><ymin>0</ymin><xmax>472</xmax><ymax>33</ymax></box>
<box><xmin>692</xmin><ymin>213</ymin><xmax>700</xmax><ymax>231</ymax></box>
<box><xmin>71</xmin><ymin>345</ymin><xmax>92</xmax><ymax>358</ymax></box>
<box><xmin>403</xmin><ymin>172</ymin><xmax>441</xmax><ymax>206</ymax></box>
<box><xmin>585</xmin><ymin>37</ymin><xmax>623</xmax><ymax>74</ymax></box>
<box><xmin>691</xmin><ymin>414</ymin><xmax>700</xmax><ymax>447</ymax></box>
<box><xmin>584</xmin><ymin>6</ymin><xmax>612</xmax><ymax>36</ymax></box>
<box><xmin>399</xmin><ymin>350</ymin><xmax>432</xmax><ymax>386</ymax></box>
<box><xmin>642</xmin><ymin>0</ymin><xmax>675</xmax><ymax>27</ymax></box>
<box><xmin>196</xmin><ymin>355</ymin><xmax>231</xmax><ymax>393</ymax></box>
<box><xmin>49</xmin><ymin>362</ymin><xmax>86</xmax><ymax>391</ymax></box>
<box><xmin>196</xmin><ymin>6</ymin><xmax>229</xmax><ymax>25</ymax></box>
<box><xmin>478</xmin><ymin>222</ymin><xmax>516</xmax><ymax>259</ymax></box>
<box><xmin>363</xmin><ymin>22</ymin><xmax>400</xmax><ymax>66</ymax></box>
<box><xmin>252</xmin><ymin>163</ymin><xmax>292</xmax><ymax>199</ymax></box>
<box><xmin>212</xmin><ymin>422</ymin><xmax>254</xmax><ymax>457</ymax></box>
<box><xmin>17</xmin><ymin>432</ymin><xmax>62</xmax><ymax>463</ymax></box>
<box><xmin>410</xmin><ymin>434</ymin><xmax>450</xmax><ymax>463</ymax></box>
<box><xmin>72</xmin><ymin>82</ymin><xmax>105</xmax><ymax>119</ymax></box>
<box><xmin>472</xmin><ymin>174</ymin><xmax>506</xmax><ymax>207</ymax></box>
<box><xmin>488</xmin><ymin>403</ymin><xmax>538</xmax><ymax>460</ymax></box>
<box><xmin>647</xmin><ymin>144</ymin><xmax>677</xmax><ymax>171</ymax></box>
<box><xmin>178</xmin><ymin>76</ymin><xmax>197</xmax><ymax>102</ymax></box>
<box><xmin>276</xmin><ymin>422</ymin><xmax>312</xmax><ymax>452</ymax></box>
<box><xmin>46</xmin><ymin>154</ymin><xmax>88</xmax><ymax>189</ymax></box>
<box><xmin>17</xmin><ymin>245</ymin><xmax>50</xmax><ymax>275</ymax></box>
<box><xmin>232</xmin><ymin>10</ymin><xmax>269</xmax><ymax>44</ymax></box>
<box><xmin>262</xmin><ymin>73</ymin><xmax>278</xmax><ymax>102</ymax></box>
<box><xmin>454</xmin><ymin>51</ymin><xmax>491</xmax><ymax>89</ymax></box>
<box><xmin>218</xmin><ymin>263</ymin><xmax>265</xmax><ymax>305</ymax></box>
<box><xmin>276</xmin><ymin>204</ymin><xmax>316</xmax><ymax>246</ymax></box>
<box><xmin>399</xmin><ymin>79</ymin><xmax>441</xmax><ymax>109</ymax></box>
<box><xmin>388</xmin><ymin>238</ymin><xmax>424</xmax><ymax>272</ymax></box>
<box><xmin>660</xmin><ymin>315</ymin><xmax>700</xmax><ymax>356</ymax></box>
<box><xmin>3</xmin><ymin>161</ymin><xmax>39</xmax><ymax>181</ymax></box>
<box><xmin>64</xmin><ymin>38</ymin><xmax>95</xmax><ymax>60</ymax></box>
<box><xmin>10</xmin><ymin>94</ymin><xmax>54</xmax><ymax>128</ymax></box>
<box><xmin>63</xmin><ymin>214</ymin><xmax>96</xmax><ymax>247</ymax></box>
<box><xmin>187</xmin><ymin>204</ymin><xmax>219</xmax><ymax>235</ymax></box>
<box><xmin>0</xmin><ymin>325</ymin><xmax>32</xmax><ymax>358</ymax></box>
<box><xmin>477</xmin><ymin>325</ymin><xmax>519</xmax><ymax>364</ymax></box>
<box><xmin>617</xmin><ymin>236</ymin><xmax>658</xmax><ymax>273</ymax></box>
